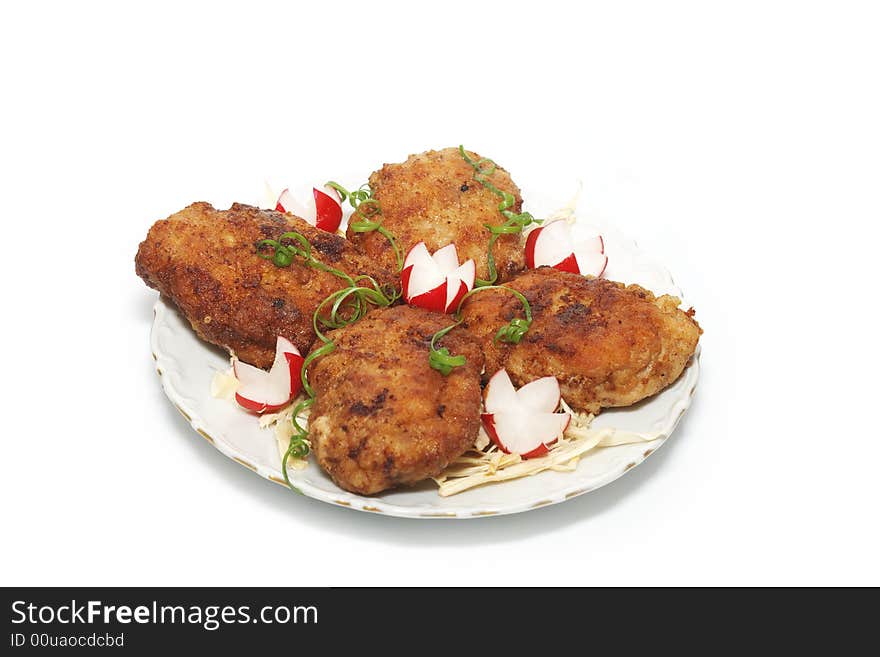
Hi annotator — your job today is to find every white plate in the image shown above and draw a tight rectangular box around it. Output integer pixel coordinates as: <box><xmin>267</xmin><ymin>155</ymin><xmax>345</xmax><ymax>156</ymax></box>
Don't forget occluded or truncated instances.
<box><xmin>149</xmin><ymin>206</ymin><xmax>700</xmax><ymax>518</ymax></box>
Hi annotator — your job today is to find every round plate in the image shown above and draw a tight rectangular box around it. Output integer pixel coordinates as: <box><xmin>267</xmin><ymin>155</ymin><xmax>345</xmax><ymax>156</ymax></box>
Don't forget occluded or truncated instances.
<box><xmin>149</xmin><ymin>210</ymin><xmax>699</xmax><ymax>518</ymax></box>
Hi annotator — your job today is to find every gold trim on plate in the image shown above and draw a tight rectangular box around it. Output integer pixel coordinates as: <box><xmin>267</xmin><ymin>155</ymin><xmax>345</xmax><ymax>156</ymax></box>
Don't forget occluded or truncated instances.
<box><xmin>233</xmin><ymin>457</ymin><xmax>257</xmax><ymax>472</ymax></box>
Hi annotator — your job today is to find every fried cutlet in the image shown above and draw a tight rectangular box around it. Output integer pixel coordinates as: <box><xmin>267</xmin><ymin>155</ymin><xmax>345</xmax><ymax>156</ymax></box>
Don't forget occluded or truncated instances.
<box><xmin>135</xmin><ymin>202</ymin><xmax>395</xmax><ymax>369</ymax></box>
<box><xmin>307</xmin><ymin>305</ymin><xmax>484</xmax><ymax>495</ymax></box>
<box><xmin>459</xmin><ymin>268</ymin><xmax>701</xmax><ymax>413</ymax></box>
<box><xmin>346</xmin><ymin>147</ymin><xmax>526</xmax><ymax>283</ymax></box>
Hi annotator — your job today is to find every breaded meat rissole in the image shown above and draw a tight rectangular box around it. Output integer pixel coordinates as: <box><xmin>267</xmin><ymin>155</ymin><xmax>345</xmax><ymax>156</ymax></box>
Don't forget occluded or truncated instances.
<box><xmin>347</xmin><ymin>147</ymin><xmax>526</xmax><ymax>283</ymax></box>
<box><xmin>307</xmin><ymin>305</ymin><xmax>484</xmax><ymax>495</ymax></box>
<box><xmin>459</xmin><ymin>268</ymin><xmax>701</xmax><ymax>414</ymax></box>
<box><xmin>135</xmin><ymin>202</ymin><xmax>395</xmax><ymax>369</ymax></box>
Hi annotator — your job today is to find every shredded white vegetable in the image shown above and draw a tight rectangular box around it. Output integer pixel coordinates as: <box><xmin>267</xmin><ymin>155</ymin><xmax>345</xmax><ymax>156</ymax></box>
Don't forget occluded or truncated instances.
<box><xmin>523</xmin><ymin>183</ymin><xmax>584</xmax><ymax>241</ymax></box>
<box><xmin>209</xmin><ymin>367</ymin><xmax>239</xmax><ymax>399</ymax></box>
<box><xmin>432</xmin><ymin>403</ymin><xmax>661</xmax><ymax>496</ymax></box>
<box><xmin>263</xmin><ymin>400</ymin><xmax>310</xmax><ymax>471</ymax></box>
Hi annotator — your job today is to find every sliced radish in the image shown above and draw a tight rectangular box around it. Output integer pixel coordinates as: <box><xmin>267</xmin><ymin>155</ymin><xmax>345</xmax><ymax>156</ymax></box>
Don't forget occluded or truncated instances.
<box><xmin>481</xmin><ymin>369</ymin><xmax>570</xmax><ymax>458</ymax></box>
<box><xmin>525</xmin><ymin>219</ymin><xmax>606</xmax><ymax>277</ymax></box>
<box><xmin>527</xmin><ymin>220</ymin><xmax>574</xmax><ymax>269</ymax></box>
<box><xmin>516</xmin><ymin>376</ymin><xmax>563</xmax><ymax>413</ymax></box>
<box><xmin>233</xmin><ymin>336</ymin><xmax>304</xmax><ymax>414</ymax></box>
<box><xmin>401</xmin><ymin>267</ymin><xmax>448</xmax><ymax>313</ymax></box>
<box><xmin>582</xmin><ymin>235</ymin><xmax>604</xmax><ymax>253</ymax></box>
<box><xmin>553</xmin><ymin>252</ymin><xmax>581</xmax><ymax>274</ymax></box>
<box><xmin>485</xmin><ymin>369</ymin><xmax>561</xmax><ymax>414</ymax></box>
<box><xmin>403</xmin><ymin>240</ymin><xmax>437</xmax><ymax>271</ymax></box>
<box><xmin>320</xmin><ymin>184</ymin><xmax>342</xmax><ymax>204</ymax></box>
<box><xmin>445</xmin><ymin>259</ymin><xmax>475</xmax><ymax>311</ymax></box>
<box><xmin>432</xmin><ymin>243</ymin><xmax>461</xmax><ymax>272</ymax></box>
<box><xmin>574</xmin><ymin>250</ymin><xmax>608</xmax><ymax>277</ymax></box>
<box><xmin>312</xmin><ymin>185</ymin><xmax>343</xmax><ymax>232</ymax></box>
<box><xmin>402</xmin><ymin>243</ymin><xmax>446</xmax><ymax>297</ymax></box>
<box><xmin>482</xmin><ymin>411</ymin><xmax>571</xmax><ymax>458</ymax></box>
<box><xmin>272</xmin><ymin>184</ymin><xmax>343</xmax><ymax>233</ymax></box>
<box><xmin>524</xmin><ymin>226</ymin><xmax>541</xmax><ymax>267</ymax></box>
<box><xmin>401</xmin><ymin>242</ymin><xmax>476</xmax><ymax>313</ymax></box>
<box><xmin>484</xmin><ymin>368</ymin><xmax>522</xmax><ymax>413</ymax></box>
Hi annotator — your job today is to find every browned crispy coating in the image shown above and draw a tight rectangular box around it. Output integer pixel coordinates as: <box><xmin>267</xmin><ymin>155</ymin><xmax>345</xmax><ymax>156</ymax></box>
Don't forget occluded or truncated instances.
<box><xmin>307</xmin><ymin>305</ymin><xmax>484</xmax><ymax>495</ymax></box>
<box><xmin>135</xmin><ymin>202</ymin><xmax>396</xmax><ymax>369</ymax></box>
<box><xmin>459</xmin><ymin>268</ymin><xmax>702</xmax><ymax>413</ymax></box>
<box><xmin>346</xmin><ymin>147</ymin><xmax>526</xmax><ymax>283</ymax></box>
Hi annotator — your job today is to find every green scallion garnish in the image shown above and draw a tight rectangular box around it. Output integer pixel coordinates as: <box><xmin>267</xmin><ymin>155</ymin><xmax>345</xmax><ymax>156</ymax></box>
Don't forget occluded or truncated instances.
<box><xmin>325</xmin><ymin>181</ymin><xmax>404</xmax><ymax>272</ymax></box>
<box><xmin>427</xmin><ymin>285</ymin><xmax>533</xmax><ymax>375</ymax></box>
<box><xmin>259</xmin><ymin>230</ymin><xmax>400</xmax><ymax>489</ymax></box>
<box><xmin>458</xmin><ymin>145</ymin><xmax>540</xmax><ymax>286</ymax></box>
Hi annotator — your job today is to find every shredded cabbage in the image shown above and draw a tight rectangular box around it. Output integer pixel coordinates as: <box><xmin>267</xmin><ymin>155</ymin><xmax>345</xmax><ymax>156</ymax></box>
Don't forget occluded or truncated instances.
<box><xmin>433</xmin><ymin>401</ymin><xmax>660</xmax><ymax>496</ymax></box>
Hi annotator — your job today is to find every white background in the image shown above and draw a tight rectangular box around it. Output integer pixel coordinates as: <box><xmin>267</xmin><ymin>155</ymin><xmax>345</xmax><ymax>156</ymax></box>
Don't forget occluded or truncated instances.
<box><xmin>1</xmin><ymin>1</ymin><xmax>878</xmax><ymax>586</ymax></box>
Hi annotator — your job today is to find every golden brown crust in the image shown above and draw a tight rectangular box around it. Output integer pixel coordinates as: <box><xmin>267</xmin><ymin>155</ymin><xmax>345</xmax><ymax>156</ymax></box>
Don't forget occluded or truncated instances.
<box><xmin>135</xmin><ymin>202</ymin><xmax>395</xmax><ymax>369</ymax></box>
<box><xmin>307</xmin><ymin>305</ymin><xmax>484</xmax><ymax>495</ymax></box>
<box><xmin>459</xmin><ymin>268</ymin><xmax>702</xmax><ymax>413</ymax></box>
<box><xmin>346</xmin><ymin>147</ymin><xmax>525</xmax><ymax>282</ymax></box>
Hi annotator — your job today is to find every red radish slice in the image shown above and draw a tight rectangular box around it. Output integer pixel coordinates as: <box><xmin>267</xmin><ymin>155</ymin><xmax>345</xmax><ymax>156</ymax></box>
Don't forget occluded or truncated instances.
<box><xmin>403</xmin><ymin>242</ymin><xmax>437</xmax><ymax>275</ymax></box>
<box><xmin>401</xmin><ymin>263</ymin><xmax>445</xmax><ymax>300</ymax></box>
<box><xmin>482</xmin><ymin>413</ymin><xmax>552</xmax><ymax>457</ymax></box>
<box><xmin>321</xmin><ymin>184</ymin><xmax>342</xmax><ymax>204</ymax></box>
<box><xmin>525</xmin><ymin>227</ymin><xmax>541</xmax><ymax>269</ymax></box>
<box><xmin>233</xmin><ymin>336</ymin><xmax>304</xmax><ymax>414</ymax></box>
<box><xmin>485</xmin><ymin>370</ymin><xmax>561</xmax><ymax>414</ymax></box>
<box><xmin>526</xmin><ymin>219</ymin><xmax>606</xmax><ymax>277</ymax></box>
<box><xmin>482</xmin><ymin>412</ymin><xmax>570</xmax><ymax>458</ymax></box>
<box><xmin>484</xmin><ymin>368</ymin><xmax>521</xmax><ymax>414</ymax></box>
<box><xmin>401</xmin><ymin>242</ymin><xmax>476</xmax><ymax>313</ymax></box>
<box><xmin>276</xmin><ymin>188</ymin><xmax>313</xmax><ymax>224</ymax></box>
<box><xmin>402</xmin><ymin>243</ymin><xmax>446</xmax><ymax>298</ymax></box>
<box><xmin>516</xmin><ymin>376</ymin><xmax>562</xmax><ymax>413</ymax></box>
<box><xmin>481</xmin><ymin>369</ymin><xmax>569</xmax><ymax>458</ymax></box>
<box><xmin>263</xmin><ymin>181</ymin><xmax>279</xmax><ymax>210</ymax></box>
<box><xmin>312</xmin><ymin>186</ymin><xmax>343</xmax><ymax>233</ymax></box>
<box><xmin>403</xmin><ymin>273</ymin><xmax>448</xmax><ymax>313</ymax></box>
<box><xmin>445</xmin><ymin>259</ymin><xmax>475</xmax><ymax>311</ymax></box>
<box><xmin>553</xmin><ymin>252</ymin><xmax>581</xmax><ymax>274</ymax></box>
<box><xmin>574</xmin><ymin>251</ymin><xmax>608</xmax><ymax>277</ymax></box>
<box><xmin>582</xmin><ymin>235</ymin><xmax>604</xmax><ymax>253</ymax></box>
<box><xmin>432</xmin><ymin>243</ymin><xmax>461</xmax><ymax>272</ymax></box>
<box><xmin>449</xmin><ymin>258</ymin><xmax>475</xmax><ymax>284</ymax></box>
<box><xmin>275</xmin><ymin>189</ymin><xmax>289</xmax><ymax>213</ymax></box>
<box><xmin>530</xmin><ymin>220</ymin><xmax>575</xmax><ymax>269</ymax></box>
<box><xmin>445</xmin><ymin>279</ymin><xmax>470</xmax><ymax>314</ymax></box>
<box><xmin>273</xmin><ymin>185</ymin><xmax>342</xmax><ymax>233</ymax></box>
